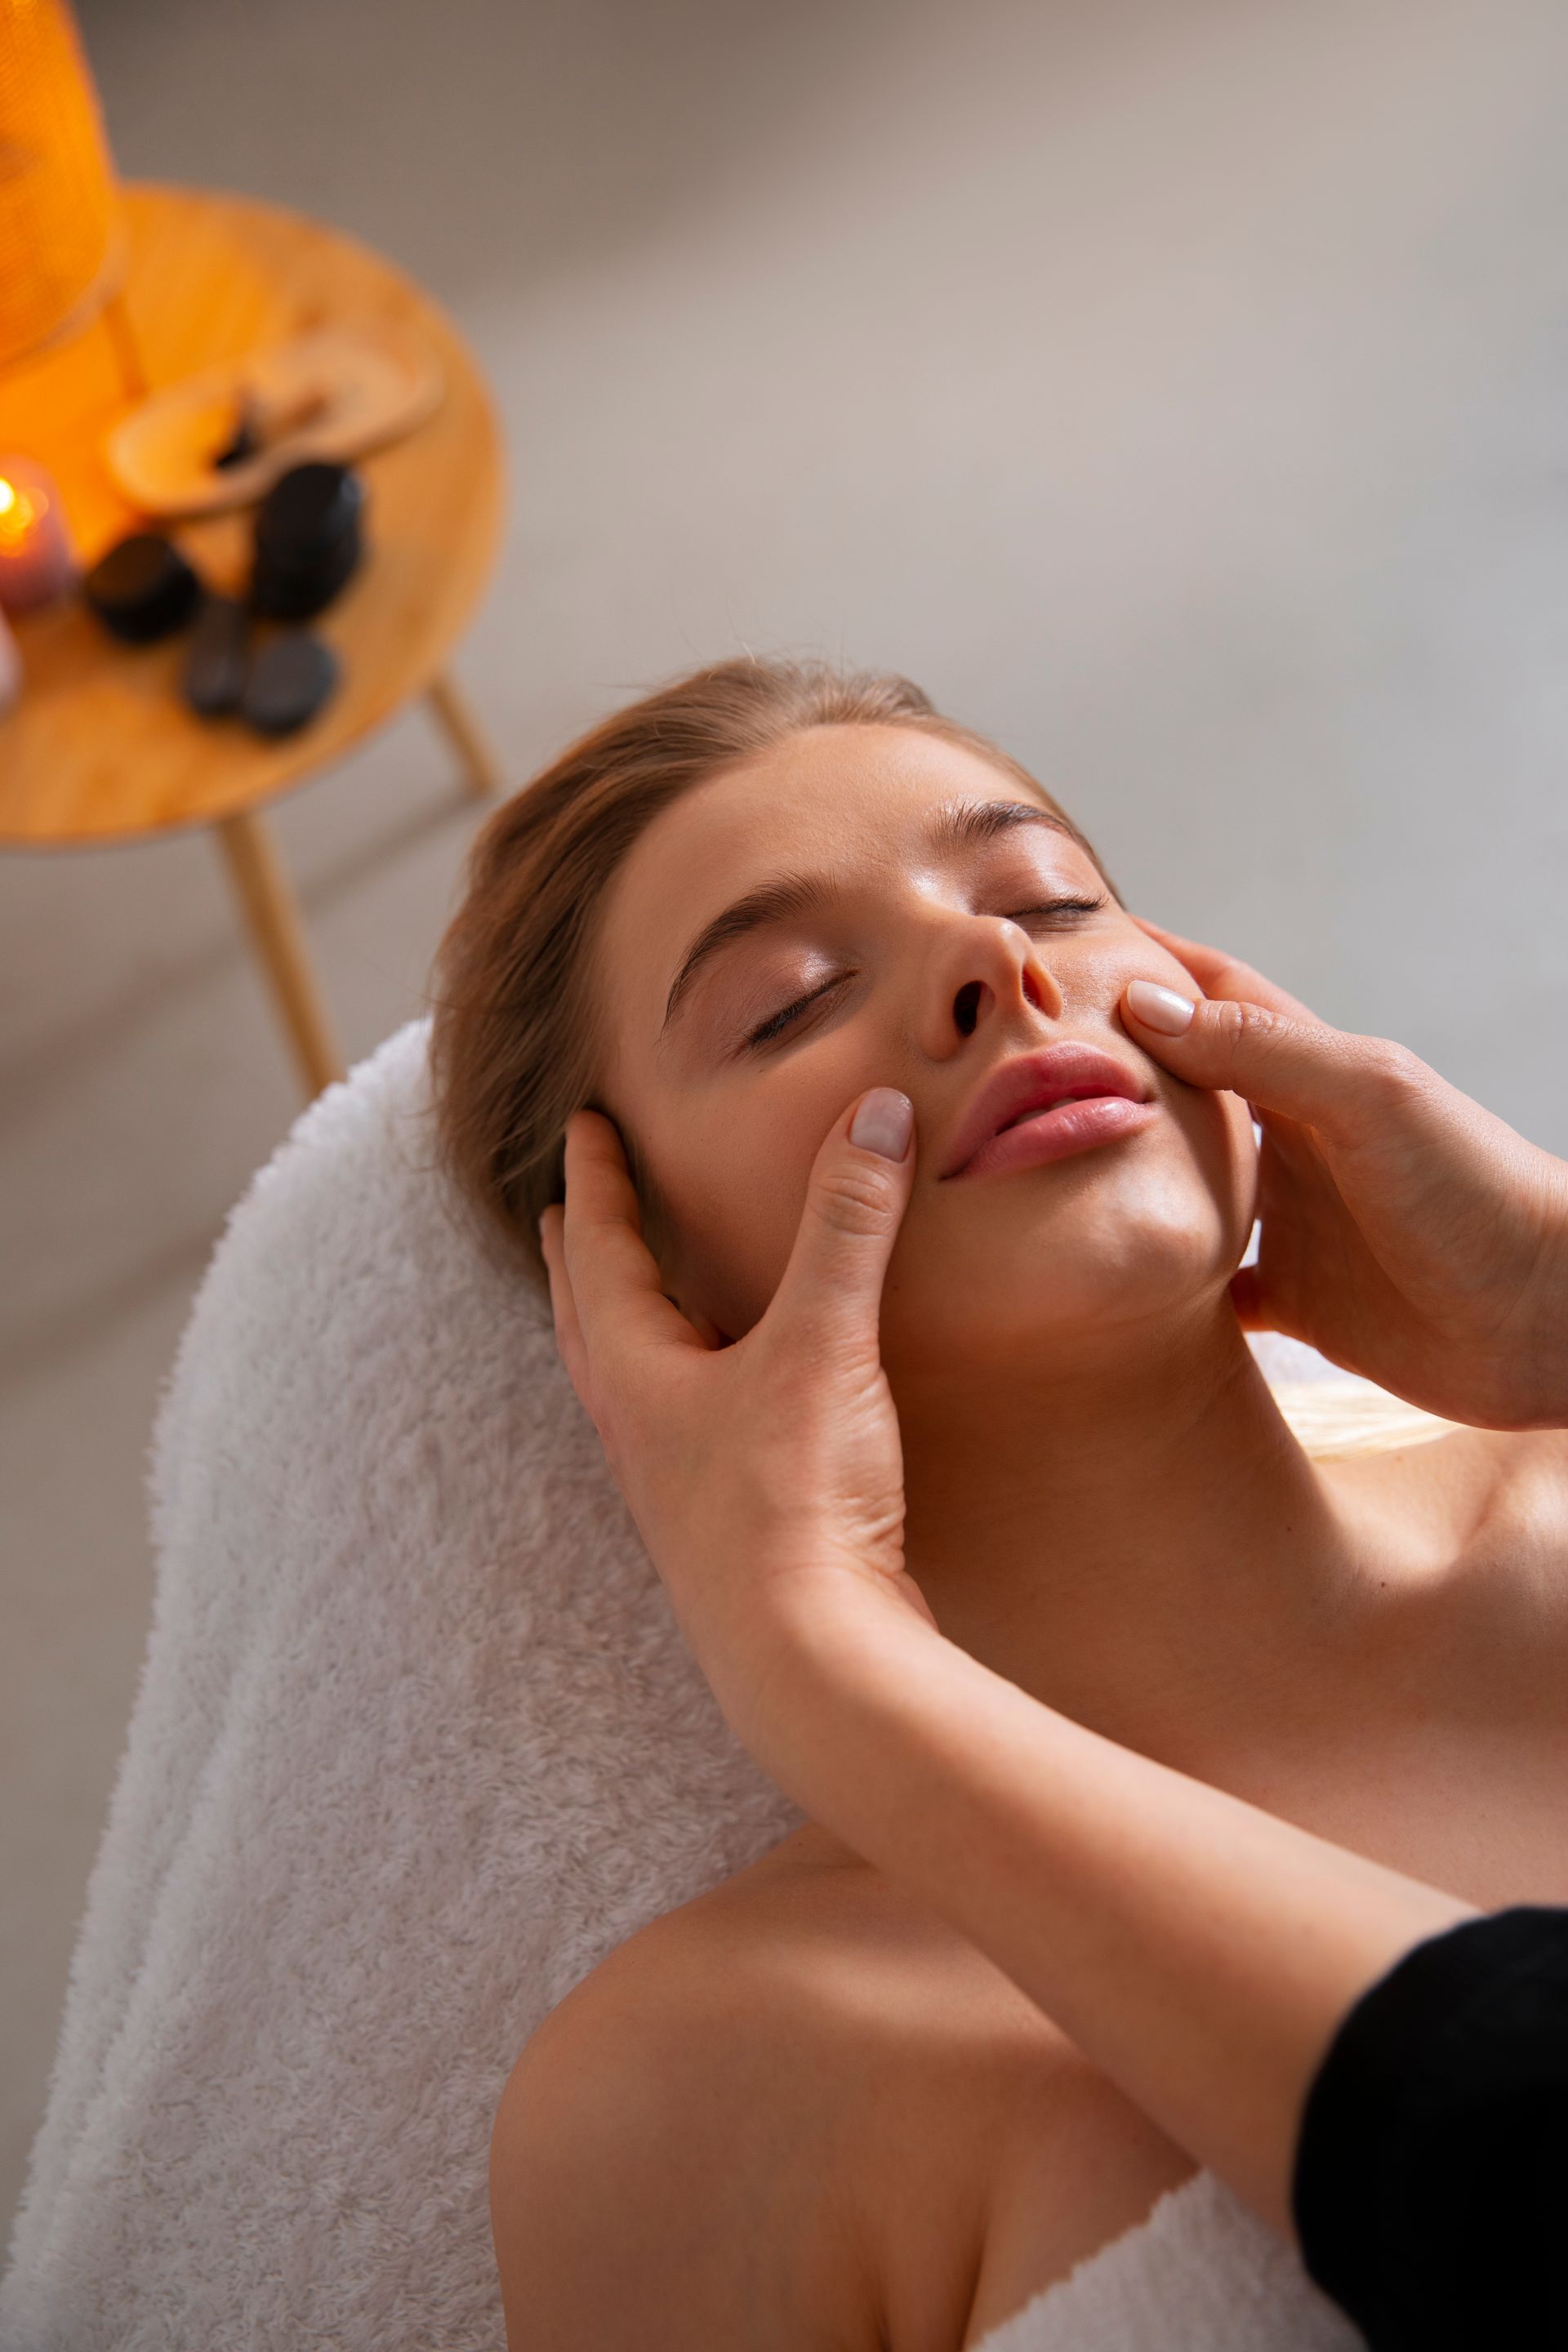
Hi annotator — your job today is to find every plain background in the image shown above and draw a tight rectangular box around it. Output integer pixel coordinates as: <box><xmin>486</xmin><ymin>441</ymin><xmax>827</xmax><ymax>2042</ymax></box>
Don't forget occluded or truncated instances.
<box><xmin>4</xmin><ymin>0</ymin><xmax>1567</xmax><ymax>2234</ymax></box>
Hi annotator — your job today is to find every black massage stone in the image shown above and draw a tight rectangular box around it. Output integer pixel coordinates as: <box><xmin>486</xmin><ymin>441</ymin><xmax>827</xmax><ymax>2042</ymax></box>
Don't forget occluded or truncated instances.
<box><xmin>251</xmin><ymin>461</ymin><xmax>365</xmax><ymax>620</ymax></box>
<box><xmin>240</xmin><ymin>630</ymin><xmax>339</xmax><ymax>735</ymax></box>
<box><xmin>82</xmin><ymin>533</ymin><xmax>203</xmax><ymax>644</ymax></box>
<box><xmin>182</xmin><ymin>594</ymin><xmax>251</xmax><ymax>717</ymax></box>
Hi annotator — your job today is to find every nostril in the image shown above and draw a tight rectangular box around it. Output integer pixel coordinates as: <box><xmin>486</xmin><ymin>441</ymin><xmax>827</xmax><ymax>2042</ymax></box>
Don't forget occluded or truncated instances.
<box><xmin>953</xmin><ymin>980</ymin><xmax>982</xmax><ymax>1037</ymax></box>
<box><xmin>1000</xmin><ymin>920</ymin><xmax>1047</xmax><ymax>1013</ymax></box>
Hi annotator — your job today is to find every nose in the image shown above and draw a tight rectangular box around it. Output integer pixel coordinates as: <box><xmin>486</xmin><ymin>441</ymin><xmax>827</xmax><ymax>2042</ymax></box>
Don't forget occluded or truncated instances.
<box><xmin>922</xmin><ymin>914</ymin><xmax>1064</xmax><ymax>1056</ymax></box>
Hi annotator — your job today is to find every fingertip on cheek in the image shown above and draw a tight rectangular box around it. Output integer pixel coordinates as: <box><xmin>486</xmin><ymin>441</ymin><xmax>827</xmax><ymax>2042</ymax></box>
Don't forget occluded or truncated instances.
<box><xmin>849</xmin><ymin>1086</ymin><xmax>915</xmax><ymax>1161</ymax></box>
<box><xmin>1125</xmin><ymin>977</ymin><xmax>1196</xmax><ymax>1035</ymax></box>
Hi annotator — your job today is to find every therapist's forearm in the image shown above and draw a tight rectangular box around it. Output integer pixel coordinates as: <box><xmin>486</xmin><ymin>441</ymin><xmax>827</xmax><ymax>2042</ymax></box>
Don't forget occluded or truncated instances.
<box><xmin>740</xmin><ymin>1586</ymin><xmax>1472</xmax><ymax>2238</ymax></box>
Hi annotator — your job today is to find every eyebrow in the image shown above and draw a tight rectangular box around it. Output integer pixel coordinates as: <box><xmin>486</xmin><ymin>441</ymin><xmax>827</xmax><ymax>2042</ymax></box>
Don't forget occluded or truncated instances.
<box><xmin>659</xmin><ymin>800</ymin><xmax>1077</xmax><ymax>1033</ymax></box>
<box><xmin>930</xmin><ymin>799</ymin><xmax>1076</xmax><ymax>856</ymax></box>
<box><xmin>661</xmin><ymin>871</ymin><xmax>828</xmax><ymax>1032</ymax></box>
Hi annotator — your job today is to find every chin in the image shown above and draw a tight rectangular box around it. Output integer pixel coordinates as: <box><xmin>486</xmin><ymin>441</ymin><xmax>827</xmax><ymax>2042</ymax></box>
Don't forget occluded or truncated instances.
<box><xmin>676</xmin><ymin>1100</ymin><xmax>1256</xmax><ymax>1356</ymax></box>
<box><xmin>884</xmin><ymin>1154</ymin><xmax>1253</xmax><ymax>1375</ymax></box>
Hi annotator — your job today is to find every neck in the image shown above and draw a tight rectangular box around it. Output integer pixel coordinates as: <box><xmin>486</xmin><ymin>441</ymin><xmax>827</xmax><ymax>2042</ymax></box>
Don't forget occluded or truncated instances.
<box><xmin>894</xmin><ymin>1297</ymin><xmax>1357</xmax><ymax>1771</ymax></box>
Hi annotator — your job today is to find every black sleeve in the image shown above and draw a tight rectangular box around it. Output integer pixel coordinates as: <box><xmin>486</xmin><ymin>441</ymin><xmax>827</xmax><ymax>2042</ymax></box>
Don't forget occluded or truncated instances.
<box><xmin>1291</xmin><ymin>1904</ymin><xmax>1568</xmax><ymax>2351</ymax></box>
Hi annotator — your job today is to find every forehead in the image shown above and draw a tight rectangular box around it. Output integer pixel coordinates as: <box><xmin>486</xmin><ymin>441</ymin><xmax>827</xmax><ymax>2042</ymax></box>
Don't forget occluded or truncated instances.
<box><xmin>600</xmin><ymin>723</ymin><xmax>1067</xmax><ymax>967</ymax></box>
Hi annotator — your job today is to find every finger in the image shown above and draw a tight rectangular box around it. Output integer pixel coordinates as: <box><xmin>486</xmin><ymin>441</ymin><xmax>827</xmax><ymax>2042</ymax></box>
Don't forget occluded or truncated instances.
<box><xmin>764</xmin><ymin>1086</ymin><xmax>916</xmax><ymax>1355</ymax></box>
<box><xmin>1120</xmin><ymin>976</ymin><xmax>1409</xmax><ymax>1146</ymax></box>
<box><xmin>538</xmin><ymin>1204</ymin><xmax>591</xmax><ymax>1401</ymax></box>
<box><xmin>1130</xmin><ymin>916</ymin><xmax>1319</xmax><ymax>1023</ymax></box>
<box><xmin>560</xmin><ymin>1110</ymin><xmax>702</xmax><ymax>1356</ymax></box>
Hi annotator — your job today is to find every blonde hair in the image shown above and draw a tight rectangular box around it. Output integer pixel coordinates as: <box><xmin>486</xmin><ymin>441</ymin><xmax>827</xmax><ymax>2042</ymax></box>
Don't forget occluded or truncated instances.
<box><xmin>430</xmin><ymin>654</ymin><xmax>1106</xmax><ymax>1281</ymax></box>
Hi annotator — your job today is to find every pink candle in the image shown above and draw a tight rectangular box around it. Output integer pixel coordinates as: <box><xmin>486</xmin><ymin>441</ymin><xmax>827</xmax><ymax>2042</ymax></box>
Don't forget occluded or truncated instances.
<box><xmin>0</xmin><ymin>604</ymin><xmax>20</xmax><ymax>716</ymax></box>
<box><xmin>0</xmin><ymin>457</ymin><xmax>78</xmax><ymax>613</ymax></box>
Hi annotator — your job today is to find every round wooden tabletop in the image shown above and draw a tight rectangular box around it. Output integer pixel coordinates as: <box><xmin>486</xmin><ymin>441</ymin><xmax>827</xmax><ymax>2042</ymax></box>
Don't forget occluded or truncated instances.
<box><xmin>0</xmin><ymin>184</ymin><xmax>505</xmax><ymax>848</ymax></box>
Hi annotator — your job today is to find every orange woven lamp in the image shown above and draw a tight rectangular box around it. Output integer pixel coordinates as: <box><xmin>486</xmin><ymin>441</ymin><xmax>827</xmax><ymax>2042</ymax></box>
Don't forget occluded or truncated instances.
<box><xmin>0</xmin><ymin>0</ymin><xmax>118</xmax><ymax>369</ymax></box>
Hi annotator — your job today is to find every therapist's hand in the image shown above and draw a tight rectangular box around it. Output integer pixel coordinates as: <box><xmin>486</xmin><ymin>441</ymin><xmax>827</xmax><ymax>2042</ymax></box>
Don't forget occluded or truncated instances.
<box><xmin>1121</xmin><ymin>922</ymin><xmax>1568</xmax><ymax>1430</ymax></box>
<box><xmin>538</xmin><ymin>1088</ymin><xmax>933</xmax><ymax>1743</ymax></box>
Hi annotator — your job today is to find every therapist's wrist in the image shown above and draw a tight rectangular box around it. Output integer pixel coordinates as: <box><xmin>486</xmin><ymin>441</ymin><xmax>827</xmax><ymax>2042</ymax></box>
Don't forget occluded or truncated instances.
<box><xmin>716</xmin><ymin>1566</ymin><xmax>957</xmax><ymax>1801</ymax></box>
<box><xmin>1519</xmin><ymin>1163</ymin><xmax>1568</xmax><ymax>1427</ymax></box>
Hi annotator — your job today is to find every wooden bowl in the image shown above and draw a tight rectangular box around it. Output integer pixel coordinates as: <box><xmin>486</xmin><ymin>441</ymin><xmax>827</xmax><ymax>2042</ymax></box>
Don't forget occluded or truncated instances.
<box><xmin>106</xmin><ymin>325</ymin><xmax>444</xmax><ymax>516</ymax></box>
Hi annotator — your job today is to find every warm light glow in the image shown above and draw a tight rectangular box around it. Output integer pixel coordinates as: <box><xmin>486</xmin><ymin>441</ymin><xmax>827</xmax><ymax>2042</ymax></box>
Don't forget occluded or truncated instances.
<box><xmin>0</xmin><ymin>1</ymin><xmax>118</xmax><ymax>367</ymax></box>
<box><xmin>0</xmin><ymin>478</ymin><xmax>42</xmax><ymax>544</ymax></box>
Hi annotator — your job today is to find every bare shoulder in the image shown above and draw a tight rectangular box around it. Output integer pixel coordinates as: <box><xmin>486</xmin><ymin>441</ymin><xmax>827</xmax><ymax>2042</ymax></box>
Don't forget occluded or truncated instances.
<box><xmin>1456</xmin><ymin>1423</ymin><xmax>1568</xmax><ymax>1695</ymax></box>
<box><xmin>1322</xmin><ymin>1422</ymin><xmax>1568</xmax><ymax>1743</ymax></box>
<box><xmin>1471</xmin><ymin>1421</ymin><xmax>1568</xmax><ymax>1548</ymax></box>
<box><xmin>1334</xmin><ymin>1421</ymin><xmax>1568</xmax><ymax>1599</ymax></box>
<box><xmin>489</xmin><ymin>1868</ymin><xmax>884</xmax><ymax>2352</ymax></box>
<box><xmin>491</xmin><ymin>1839</ymin><xmax>1190</xmax><ymax>2352</ymax></box>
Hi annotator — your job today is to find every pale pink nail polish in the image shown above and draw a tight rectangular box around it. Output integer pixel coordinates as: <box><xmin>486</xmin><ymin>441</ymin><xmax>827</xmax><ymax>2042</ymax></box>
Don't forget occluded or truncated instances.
<box><xmin>850</xmin><ymin>1088</ymin><xmax>914</xmax><ymax>1160</ymax></box>
<box><xmin>1126</xmin><ymin>978</ymin><xmax>1196</xmax><ymax>1035</ymax></box>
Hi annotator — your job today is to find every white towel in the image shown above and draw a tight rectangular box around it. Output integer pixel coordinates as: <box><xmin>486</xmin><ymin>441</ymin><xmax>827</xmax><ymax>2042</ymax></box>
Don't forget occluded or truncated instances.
<box><xmin>973</xmin><ymin>2173</ymin><xmax>1361</xmax><ymax>2350</ymax></box>
<box><xmin>2</xmin><ymin>1019</ymin><xmax>1365</xmax><ymax>2349</ymax></box>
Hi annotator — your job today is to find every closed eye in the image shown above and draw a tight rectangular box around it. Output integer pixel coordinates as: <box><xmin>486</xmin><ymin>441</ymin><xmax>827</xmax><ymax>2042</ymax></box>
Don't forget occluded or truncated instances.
<box><xmin>745</xmin><ymin>971</ymin><xmax>851</xmax><ymax>1049</ymax></box>
<box><xmin>744</xmin><ymin>897</ymin><xmax>1105</xmax><ymax>1048</ymax></box>
<box><xmin>1005</xmin><ymin>893</ymin><xmax>1107</xmax><ymax>924</ymax></box>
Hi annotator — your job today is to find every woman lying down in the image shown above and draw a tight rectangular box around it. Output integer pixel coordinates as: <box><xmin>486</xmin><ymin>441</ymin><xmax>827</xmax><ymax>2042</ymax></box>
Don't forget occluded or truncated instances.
<box><xmin>430</xmin><ymin>657</ymin><xmax>1568</xmax><ymax>2349</ymax></box>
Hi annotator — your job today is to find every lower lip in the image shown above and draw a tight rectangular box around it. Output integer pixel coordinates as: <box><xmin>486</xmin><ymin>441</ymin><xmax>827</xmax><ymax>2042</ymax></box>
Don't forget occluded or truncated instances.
<box><xmin>947</xmin><ymin>1094</ymin><xmax>1158</xmax><ymax>1181</ymax></box>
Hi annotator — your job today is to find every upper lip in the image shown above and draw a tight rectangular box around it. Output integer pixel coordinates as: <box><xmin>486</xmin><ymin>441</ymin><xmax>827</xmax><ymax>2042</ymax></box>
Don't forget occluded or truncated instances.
<box><xmin>938</xmin><ymin>1041</ymin><xmax>1150</xmax><ymax>1178</ymax></box>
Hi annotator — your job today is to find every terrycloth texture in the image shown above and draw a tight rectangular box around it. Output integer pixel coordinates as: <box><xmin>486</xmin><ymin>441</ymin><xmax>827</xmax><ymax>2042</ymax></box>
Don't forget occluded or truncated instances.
<box><xmin>973</xmin><ymin>2174</ymin><xmax>1361</xmax><ymax>2351</ymax></box>
<box><xmin>2</xmin><ymin>1018</ymin><xmax>1367</xmax><ymax>2350</ymax></box>
<box><xmin>2</xmin><ymin>1021</ymin><xmax>801</xmax><ymax>2350</ymax></box>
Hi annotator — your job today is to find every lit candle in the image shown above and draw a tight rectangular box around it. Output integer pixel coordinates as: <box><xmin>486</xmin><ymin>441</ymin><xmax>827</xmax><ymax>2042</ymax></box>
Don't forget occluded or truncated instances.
<box><xmin>0</xmin><ymin>604</ymin><xmax>20</xmax><ymax>716</ymax></box>
<box><xmin>0</xmin><ymin>457</ymin><xmax>78</xmax><ymax>613</ymax></box>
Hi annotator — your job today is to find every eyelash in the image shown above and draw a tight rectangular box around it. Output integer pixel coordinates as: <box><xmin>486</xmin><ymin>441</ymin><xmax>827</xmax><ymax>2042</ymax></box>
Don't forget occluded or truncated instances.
<box><xmin>743</xmin><ymin>894</ymin><xmax>1106</xmax><ymax>1049</ymax></box>
<box><xmin>1009</xmin><ymin>894</ymin><xmax>1106</xmax><ymax>926</ymax></box>
<box><xmin>746</xmin><ymin>973</ymin><xmax>846</xmax><ymax>1048</ymax></box>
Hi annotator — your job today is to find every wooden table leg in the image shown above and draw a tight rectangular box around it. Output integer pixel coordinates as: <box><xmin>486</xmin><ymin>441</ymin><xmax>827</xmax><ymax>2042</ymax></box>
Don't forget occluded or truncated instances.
<box><xmin>215</xmin><ymin>809</ymin><xmax>345</xmax><ymax>1098</ymax></box>
<box><xmin>427</xmin><ymin>670</ymin><xmax>505</xmax><ymax>800</ymax></box>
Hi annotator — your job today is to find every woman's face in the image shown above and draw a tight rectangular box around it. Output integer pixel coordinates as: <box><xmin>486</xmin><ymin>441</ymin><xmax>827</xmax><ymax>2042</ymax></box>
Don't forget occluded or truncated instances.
<box><xmin>592</xmin><ymin>724</ymin><xmax>1256</xmax><ymax>1377</ymax></box>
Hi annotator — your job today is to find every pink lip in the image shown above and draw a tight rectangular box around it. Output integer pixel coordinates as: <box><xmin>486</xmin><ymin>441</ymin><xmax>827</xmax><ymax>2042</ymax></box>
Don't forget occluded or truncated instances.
<box><xmin>938</xmin><ymin>1041</ymin><xmax>1156</xmax><ymax>1181</ymax></box>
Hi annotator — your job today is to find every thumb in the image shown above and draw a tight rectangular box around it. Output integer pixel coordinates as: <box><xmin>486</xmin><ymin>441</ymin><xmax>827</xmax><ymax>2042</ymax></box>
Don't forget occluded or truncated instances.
<box><xmin>1120</xmin><ymin>976</ymin><xmax>1394</xmax><ymax>1144</ymax></box>
<box><xmin>766</xmin><ymin>1087</ymin><xmax>916</xmax><ymax>1352</ymax></box>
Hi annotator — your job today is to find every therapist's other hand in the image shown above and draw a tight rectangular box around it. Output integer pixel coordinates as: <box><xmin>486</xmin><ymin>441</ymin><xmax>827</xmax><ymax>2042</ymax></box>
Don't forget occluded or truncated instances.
<box><xmin>538</xmin><ymin>1089</ymin><xmax>933</xmax><ymax>1740</ymax></box>
<box><xmin>1120</xmin><ymin>922</ymin><xmax>1568</xmax><ymax>1430</ymax></box>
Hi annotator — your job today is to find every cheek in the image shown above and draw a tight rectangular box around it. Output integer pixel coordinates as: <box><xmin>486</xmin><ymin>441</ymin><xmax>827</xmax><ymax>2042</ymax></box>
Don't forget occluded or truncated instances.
<box><xmin>666</xmin><ymin>1157</ymin><xmax>797</xmax><ymax>1334</ymax></box>
<box><xmin>648</xmin><ymin>1072</ymin><xmax>843</xmax><ymax>1334</ymax></box>
<box><xmin>1171</xmin><ymin>1080</ymin><xmax>1258</xmax><ymax>1257</ymax></box>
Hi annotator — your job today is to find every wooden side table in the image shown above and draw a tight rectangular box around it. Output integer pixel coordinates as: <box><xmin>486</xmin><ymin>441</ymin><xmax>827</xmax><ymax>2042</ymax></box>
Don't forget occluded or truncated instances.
<box><xmin>0</xmin><ymin>183</ymin><xmax>506</xmax><ymax>1096</ymax></box>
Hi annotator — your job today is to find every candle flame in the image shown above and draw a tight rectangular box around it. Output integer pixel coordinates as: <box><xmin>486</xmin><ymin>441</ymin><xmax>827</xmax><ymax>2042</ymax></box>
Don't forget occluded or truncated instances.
<box><xmin>0</xmin><ymin>479</ymin><xmax>42</xmax><ymax>547</ymax></box>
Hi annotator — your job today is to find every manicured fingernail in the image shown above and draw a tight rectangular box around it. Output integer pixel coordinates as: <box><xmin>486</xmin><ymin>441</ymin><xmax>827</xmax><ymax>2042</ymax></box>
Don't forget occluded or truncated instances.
<box><xmin>850</xmin><ymin>1087</ymin><xmax>914</xmax><ymax>1160</ymax></box>
<box><xmin>1125</xmin><ymin>978</ymin><xmax>1196</xmax><ymax>1035</ymax></box>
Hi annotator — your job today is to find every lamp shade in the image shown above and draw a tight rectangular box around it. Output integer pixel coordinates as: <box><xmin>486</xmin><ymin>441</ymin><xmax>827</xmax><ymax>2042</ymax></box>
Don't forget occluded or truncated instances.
<box><xmin>0</xmin><ymin>0</ymin><xmax>117</xmax><ymax>369</ymax></box>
